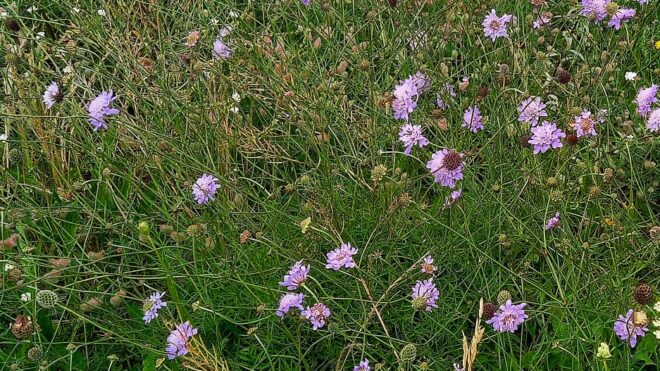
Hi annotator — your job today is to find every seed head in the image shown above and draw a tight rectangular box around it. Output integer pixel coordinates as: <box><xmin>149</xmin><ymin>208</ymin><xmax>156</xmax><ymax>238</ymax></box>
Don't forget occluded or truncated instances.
<box><xmin>605</xmin><ymin>2</ymin><xmax>619</xmax><ymax>16</ymax></box>
<box><xmin>11</xmin><ymin>315</ymin><xmax>35</xmax><ymax>339</ymax></box>
<box><xmin>371</xmin><ymin>164</ymin><xmax>388</xmax><ymax>184</ymax></box>
<box><xmin>5</xmin><ymin>18</ymin><xmax>20</xmax><ymax>32</ymax></box>
<box><xmin>497</xmin><ymin>290</ymin><xmax>511</xmax><ymax>305</ymax></box>
<box><xmin>36</xmin><ymin>290</ymin><xmax>59</xmax><ymax>308</ymax></box>
<box><xmin>555</xmin><ymin>67</ymin><xmax>571</xmax><ymax>84</ymax></box>
<box><xmin>482</xmin><ymin>302</ymin><xmax>497</xmax><ymax>320</ymax></box>
<box><xmin>634</xmin><ymin>283</ymin><xmax>653</xmax><ymax>305</ymax></box>
<box><xmin>27</xmin><ymin>347</ymin><xmax>43</xmax><ymax>362</ymax></box>
<box><xmin>443</xmin><ymin>151</ymin><xmax>462</xmax><ymax>171</ymax></box>
<box><xmin>399</xmin><ymin>343</ymin><xmax>417</xmax><ymax>362</ymax></box>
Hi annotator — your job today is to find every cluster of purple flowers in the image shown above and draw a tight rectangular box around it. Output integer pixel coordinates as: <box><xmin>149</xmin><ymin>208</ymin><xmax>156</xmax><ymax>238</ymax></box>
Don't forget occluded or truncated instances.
<box><xmin>213</xmin><ymin>26</ymin><xmax>233</xmax><ymax>59</ymax></box>
<box><xmin>580</xmin><ymin>1</ymin><xmax>636</xmax><ymax>29</ymax></box>
<box><xmin>613</xmin><ymin>309</ymin><xmax>648</xmax><ymax>347</ymax></box>
<box><xmin>573</xmin><ymin>110</ymin><xmax>602</xmax><ymax>138</ymax></box>
<box><xmin>87</xmin><ymin>91</ymin><xmax>120</xmax><ymax>130</ymax></box>
<box><xmin>166</xmin><ymin>321</ymin><xmax>198</xmax><ymax>360</ymax></box>
<box><xmin>426</xmin><ymin>149</ymin><xmax>464</xmax><ymax>188</ymax></box>
<box><xmin>398</xmin><ymin>124</ymin><xmax>429</xmax><ymax>156</ymax></box>
<box><xmin>529</xmin><ymin>121</ymin><xmax>566</xmax><ymax>154</ymax></box>
<box><xmin>192</xmin><ymin>174</ymin><xmax>220</xmax><ymax>204</ymax></box>
<box><xmin>517</xmin><ymin>97</ymin><xmax>547</xmax><ymax>126</ymax></box>
<box><xmin>279</xmin><ymin>260</ymin><xmax>310</xmax><ymax>290</ymax></box>
<box><xmin>420</xmin><ymin>255</ymin><xmax>437</xmax><ymax>275</ymax></box>
<box><xmin>636</xmin><ymin>85</ymin><xmax>659</xmax><ymax>132</ymax></box>
<box><xmin>463</xmin><ymin>106</ymin><xmax>484</xmax><ymax>133</ymax></box>
<box><xmin>325</xmin><ymin>243</ymin><xmax>358</xmax><ymax>270</ymax></box>
<box><xmin>411</xmin><ymin>278</ymin><xmax>440</xmax><ymax>312</ymax></box>
<box><xmin>392</xmin><ymin>72</ymin><xmax>431</xmax><ymax>121</ymax></box>
<box><xmin>143</xmin><ymin>291</ymin><xmax>167</xmax><ymax>324</ymax></box>
<box><xmin>545</xmin><ymin>212</ymin><xmax>561</xmax><ymax>230</ymax></box>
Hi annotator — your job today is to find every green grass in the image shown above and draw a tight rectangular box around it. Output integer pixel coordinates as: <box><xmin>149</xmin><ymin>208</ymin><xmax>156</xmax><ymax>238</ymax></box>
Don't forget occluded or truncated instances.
<box><xmin>1</xmin><ymin>0</ymin><xmax>659</xmax><ymax>370</ymax></box>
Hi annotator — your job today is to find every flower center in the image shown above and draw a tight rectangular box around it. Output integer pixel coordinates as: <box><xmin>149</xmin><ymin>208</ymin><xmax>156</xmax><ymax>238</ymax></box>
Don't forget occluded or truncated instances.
<box><xmin>443</xmin><ymin>151</ymin><xmax>462</xmax><ymax>170</ymax></box>
<box><xmin>490</xmin><ymin>20</ymin><xmax>501</xmax><ymax>30</ymax></box>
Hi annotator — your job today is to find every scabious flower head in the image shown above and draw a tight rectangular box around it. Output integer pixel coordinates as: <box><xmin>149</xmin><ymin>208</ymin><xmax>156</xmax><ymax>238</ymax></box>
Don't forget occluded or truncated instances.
<box><xmin>301</xmin><ymin>0</ymin><xmax>311</xmax><ymax>5</ymax></box>
<box><xmin>143</xmin><ymin>291</ymin><xmax>167</xmax><ymax>324</ymax></box>
<box><xmin>302</xmin><ymin>303</ymin><xmax>330</xmax><ymax>330</ymax></box>
<box><xmin>517</xmin><ymin>97</ymin><xmax>547</xmax><ymax>126</ymax></box>
<box><xmin>279</xmin><ymin>261</ymin><xmax>309</xmax><ymax>290</ymax></box>
<box><xmin>398</xmin><ymin>124</ymin><xmax>429</xmax><ymax>155</ymax></box>
<box><xmin>427</xmin><ymin>149</ymin><xmax>464</xmax><ymax>188</ymax></box>
<box><xmin>636</xmin><ymin>85</ymin><xmax>658</xmax><ymax>116</ymax></box>
<box><xmin>392</xmin><ymin>80</ymin><xmax>419</xmax><ymax>121</ymax></box>
<box><xmin>420</xmin><ymin>255</ymin><xmax>437</xmax><ymax>275</ymax></box>
<box><xmin>87</xmin><ymin>91</ymin><xmax>119</xmax><ymax>130</ymax></box>
<box><xmin>411</xmin><ymin>278</ymin><xmax>440</xmax><ymax>311</ymax></box>
<box><xmin>436</xmin><ymin>83</ymin><xmax>457</xmax><ymax>109</ymax></box>
<box><xmin>166</xmin><ymin>321</ymin><xmax>198</xmax><ymax>360</ymax></box>
<box><xmin>353</xmin><ymin>359</ymin><xmax>371</xmax><ymax>371</ymax></box>
<box><xmin>463</xmin><ymin>106</ymin><xmax>484</xmax><ymax>133</ymax></box>
<box><xmin>213</xmin><ymin>38</ymin><xmax>232</xmax><ymax>59</ymax></box>
<box><xmin>43</xmin><ymin>82</ymin><xmax>62</xmax><ymax>109</ymax></box>
<box><xmin>482</xmin><ymin>9</ymin><xmax>513</xmax><ymax>41</ymax></box>
<box><xmin>545</xmin><ymin>212</ymin><xmax>560</xmax><ymax>230</ymax></box>
<box><xmin>614</xmin><ymin>309</ymin><xmax>648</xmax><ymax>347</ymax></box>
<box><xmin>574</xmin><ymin>110</ymin><xmax>599</xmax><ymax>137</ymax></box>
<box><xmin>533</xmin><ymin>12</ymin><xmax>552</xmax><ymax>29</ymax></box>
<box><xmin>647</xmin><ymin>108</ymin><xmax>660</xmax><ymax>133</ymax></box>
<box><xmin>185</xmin><ymin>30</ymin><xmax>200</xmax><ymax>47</ymax></box>
<box><xmin>580</xmin><ymin>0</ymin><xmax>610</xmax><ymax>22</ymax></box>
<box><xmin>608</xmin><ymin>8</ymin><xmax>635</xmax><ymax>30</ymax></box>
<box><xmin>192</xmin><ymin>174</ymin><xmax>220</xmax><ymax>204</ymax></box>
<box><xmin>529</xmin><ymin>121</ymin><xmax>565</xmax><ymax>154</ymax></box>
<box><xmin>443</xmin><ymin>189</ymin><xmax>462</xmax><ymax>209</ymax></box>
<box><xmin>276</xmin><ymin>293</ymin><xmax>304</xmax><ymax>318</ymax></box>
<box><xmin>325</xmin><ymin>243</ymin><xmax>357</xmax><ymax>270</ymax></box>
<box><xmin>486</xmin><ymin>300</ymin><xmax>528</xmax><ymax>333</ymax></box>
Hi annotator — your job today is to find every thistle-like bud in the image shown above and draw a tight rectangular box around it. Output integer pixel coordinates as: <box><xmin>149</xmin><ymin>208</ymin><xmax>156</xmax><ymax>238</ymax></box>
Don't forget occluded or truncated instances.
<box><xmin>399</xmin><ymin>343</ymin><xmax>417</xmax><ymax>362</ymax></box>
<box><xmin>497</xmin><ymin>290</ymin><xmax>511</xmax><ymax>304</ymax></box>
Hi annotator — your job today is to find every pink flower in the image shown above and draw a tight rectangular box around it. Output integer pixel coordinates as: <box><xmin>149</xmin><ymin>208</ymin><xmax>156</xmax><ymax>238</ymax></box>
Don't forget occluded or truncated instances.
<box><xmin>529</xmin><ymin>121</ymin><xmax>565</xmax><ymax>154</ymax></box>
<box><xmin>463</xmin><ymin>106</ymin><xmax>484</xmax><ymax>133</ymax></box>
<box><xmin>482</xmin><ymin>9</ymin><xmax>513</xmax><ymax>41</ymax></box>
<box><xmin>486</xmin><ymin>300</ymin><xmax>528</xmax><ymax>333</ymax></box>
<box><xmin>302</xmin><ymin>303</ymin><xmax>330</xmax><ymax>330</ymax></box>
<box><xmin>647</xmin><ymin>108</ymin><xmax>660</xmax><ymax>133</ymax></box>
<box><xmin>517</xmin><ymin>97</ymin><xmax>547</xmax><ymax>126</ymax></box>
<box><xmin>573</xmin><ymin>110</ymin><xmax>599</xmax><ymax>138</ymax></box>
<box><xmin>325</xmin><ymin>243</ymin><xmax>358</xmax><ymax>270</ymax></box>
<box><xmin>426</xmin><ymin>149</ymin><xmax>464</xmax><ymax>188</ymax></box>
<box><xmin>398</xmin><ymin>124</ymin><xmax>429</xmax><ymax>155</ymax></box>
<box><xmin>635</xmin><ymin>85</ymin><xmax>658</xmax><ymax>116</ymax></box>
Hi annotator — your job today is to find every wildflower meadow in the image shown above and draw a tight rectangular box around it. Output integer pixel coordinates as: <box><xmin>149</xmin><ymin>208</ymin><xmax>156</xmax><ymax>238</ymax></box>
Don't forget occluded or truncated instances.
<box><xmin>2</xmin><ymin>0</ymin><xmax>660</xmax><ymax>370</ymax></box>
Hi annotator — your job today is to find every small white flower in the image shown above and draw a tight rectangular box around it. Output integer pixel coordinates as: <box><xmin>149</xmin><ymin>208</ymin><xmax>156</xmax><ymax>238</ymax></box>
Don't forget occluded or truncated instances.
<box><xmin>625</xmin><ymin>72</ymin><xmax>637</xmax><ymax>81</ymax></box>
<box><xmin>3</xmin><ymin>263</ymin><xmax>16</xmax><ymax>272</ymax></box>
<box><xmin>0</xmin><ymin>9</ymin><xmax>8</xmax><ymax>18</ymax></box>
<box><xmin>27</xmin><ymin>6</ymin><xmax>36</xmax><ymax>13</ymax></box>
<box><xmin>654</xmin><ymin>301</ymin><xmax>660</xmax><ymax>312</ymax></box>
<box><xmin>97</xmin><ymin>9</ymin><xmax>106</xmax><ymax>17</ymax></box>
<box><xmin>0</xmin><ymin>134</ymin><xmax>7</xmax><ymax>142</ymax></box>
<box><xmin>210</xmin><ymin>18</ymin><xmax>219</xmax><ymax>26</ymax></box>
<box><xmin>72</xmin><ymin>7</ymin><xmax>80</xmax><ymax>13</ymax></box>
<box><xmin>230</xmin><ymin>106</ymin><xmax>239</xmax><ymax>113</ymax></box>
<box><xmin>231</xmin><ymin>92</ymin><xmax>241</xmax><ymax>103</ymax></box>
<box><xmin>36</xmin><ymin>31</ymin><xmax>45</xmax><ymax>40</ymax></box>
<box><xmin>229</xmin><ymin>10</ymin><xmax>239</xmax><ymax>18</ymax></box>
<box><xmin>21</xmin><ymin>292</ymin><xmax>32</xmax><ymax>302</ymax></box>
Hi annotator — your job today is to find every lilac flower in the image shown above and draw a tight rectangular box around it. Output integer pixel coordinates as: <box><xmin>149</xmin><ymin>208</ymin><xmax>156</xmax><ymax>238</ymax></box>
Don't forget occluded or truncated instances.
<box><xmin>436</xmin><ymin>83</ymin><xmax>457</xmax><ymax>109</ymax></box>
<box><xmin>533</xmin><ymin>12</ymin><xmax>552</xmax><ymax>29</ymax></box>
<box><xmin>399</xmin><ymin>124</ymin><xmax>429</xmax><ymax>155</ymax></box>
<box><xmin>192</xmin><ymin>174</ymin><xmax>220</xmax><ymax>204</ymax></box>
<box><xmin>545</xmin><ymin>212</ymin><xmax>560</xmax><ymax>230</ymax></box>
<box><xmin>420</xmin><ymin>255</ymin><xmax>437</xmax><ymax>275</ymax></box>
<box><xmin>529</xmin><ymin>121</ymin><xmax>565</xmax><ymax>154</ymax></box>
<box><xmin>463</xmin><ymin>106</ymin><xmax>484</xmax><ymax>133</ymax></box>
<box><xmin>635</xmin><ymin>85</ymin><xmax>658</xmax><ymax>116</ymax></box>
<box><xmin>482</xmin><ymin>9</ymin><xmax>513</xmax><ymax>41</ymax></box>
<box><xmin>279</xmin><ymin>261</ymin><xmax>310</xmax><ymax>290</ymax></box>
<box><xmin>143</xmin><ymin>291</ymin><xmax>167</xmax><ymax>324</ymax></box>
<box><xmin>325</xmin><ymin>243</ymin><xmax>357</xmax><ymax>270</ymax></box>
<box><xmin>427</xmin><ymin>149</ymin><xmax>464</xmax><ymax>188</ymax></box>
<box><xmin>614</xmin><ymin>309</ymin><xmax>648</xmax><ymax>348</ymax></box>
<box><xmin>87</xmin><ymin>91</ymin><xmax>119</xmax><ymax>130</ymax></box>
<box><xmin>354</xmin><ymin>359</ymin><xmax>371</xmax><ymax>371</ymax></box>
<box><xmin>517</xmin><ymin>97</ymin><xmax>547</xmax><ymax>126</ymax></box>
<box><xmin>392</xmin><ymin>79</ymin><xmax>419</xmax><ymax>121</ymax></box>
<box><xmin>409</xmin><ymin>72</ymin><xmax>431</xmax><ymax>94</ymax></box>
<box><xmin>276</xmin><ymin>293</ymin><xmax>304</xmax><ymax>318</ymax></box>
<box><xmin>580</xmin><ymin>0</ymin><xmax>609</xmax><ymax>22</ymax></box>
<box><xmin>213</xmin><ymin>38</ymin><xmax>232</xmax><ymax>59</ymax></box>
<box><xmin>301</xmin><ymin>0</ymin><xmax>311</xmax><ymax>5</ymax></box>
<box><xmin>443</xmin><ymin>189</ymin><xmax>462</xmax><ymax>209</ymax></box>
<box><xmin>486</xmin><ymin>300</ymin><xmax>528</xmax><ymax>333</ymax></box>
<box><xmin>637</xmin><ymin>0</ymin><xmax>649</xmax><ymax>4</ymax></box>
<box><xmin>166</xmin><ymin>321</ymin><xmax>198</xmax><ymax>360</ymax></box>
<box><xmin>573</xmin><ymin>110</ymin><xmax>600</xmax><ymax>137</ymax></box>
<box><xmin>302</xmin><ymin>303</ymin><xmax>330</xmax><ymax>330</ymax></box>
<box><xmin>411</xmin><ymin>278</ymin><xmax>440</xmax><ymax>312</ymax></box>
<box><xmin>43</xmin><ymin>82</ymin><xmax>62</xmax><ymax>109</ymax></box>
<box><xmin>647</xmin><ymin>108</ymin><xmax>660</xmax><ymax>133</ymax></box>
<box><xmin>608</xmin><ymin>8</ymin><xmax>635</xmax><ymax>30</ymax></box>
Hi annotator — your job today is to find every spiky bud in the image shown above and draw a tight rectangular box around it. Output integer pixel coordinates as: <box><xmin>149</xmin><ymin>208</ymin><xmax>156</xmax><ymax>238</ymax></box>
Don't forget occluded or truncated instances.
<box><xmin>483</xmin><ymin>302</ymin><xmax>497</xmax><ymax>320</ymax></box>
<box><xmin>588</xmin><ymin>185</ymin><xmax>602</xmax><ymax>198</ymax></box>
<box><xmin>8</xmin><ymin>148</ymin><xmax>22</xmax><ymax>164</ymax></box>
<box><xmin>555</xmin><ymin>67</ymin><xmax>571</xmax><ymax>84</ymax></box>
<box><xmin>186</xmin><ymin>223</ymin><xmax>206</xmax><ymax>237</ymax></box>
<box><xmin>634</xmin><ymin>283</ymin><xmax>653</xmax><ymax>305</ymax></box>
<box><xmin>603</xmin><ymin>168</ymin><xmax>615</xmax><ymax>183</ymax></box>
<box><xmin>36</xmin><ymin>290</ymin><xmax>58</xmax><ymax>308</ymax></box>
<box><xmin>27</xmin><ymin>347</ymin><xmax>43</xmax><ymax>362</ymax></box>
<box><xmin>497</xmin><ymin>290</ymin><xmax>511</xmax><ymax>305</ymax></box>
<box><xmin>371</xmin><ymin>164</ymin><xmax>388</xmax><ymax>184</ymax></box>
<box><xmin>399</xmin><ymin>343</ymin><xmax>417</xmax><ymax>362</ymax></box>
<box><xmin>545</xmin><ymin>177</ymin><xmax>558</xmax><ymax>187</ymax></box>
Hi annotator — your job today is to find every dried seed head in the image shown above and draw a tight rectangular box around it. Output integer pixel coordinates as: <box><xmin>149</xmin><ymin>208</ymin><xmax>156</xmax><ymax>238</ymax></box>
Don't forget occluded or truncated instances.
<box><xmin>497</xmin><ymin>290</ymin><xmax>511</xmax><ymax>305</ymax></box>
<box><xmin>186</xmin><ymin>223</ymin><xmax>207</xmax><ymax>237</ymax></box>
<box><xmin>603</xmin><ymin>168</ymin><xmax>615</xmax><ymax>183</ymax></box>
<box><xmin>545</xmin><ymin>177</ymin><xmax>558</xmax><ymax>187</ymax></box>
<box><xmin>336</xmin><ymin>60</ymin><xmax>348</xmax><ymax>74</ymax></box>
<box><xmin>36</xmin><ymin>290</ymin><xmax>59</xmax><ymax>308</ymax></box>
<box><xmin>589</xmin><ymin>185</ymin><xmax>602</xmax><ymax>198</ymax></box>
<box><xmin>482</xmin><ymin>302</ymin><xmax>497</xmax><ymax>320</ymax></box>
<box><xmin>11</xmin><ymin>315</ymin><xmax>34</xmax><ymax>339</ymax></box>
<box><xmin>411</xmin><ymin>297</ymin><xmax>427</xmax><ymax>311</ymax></box>
<box><xmin>388</xmin><ymin>0</ymin><xmax>397</xmax><ymax>7</ymax></box>
<box><xmin>443</xmin><ymin>151</ymin><xmax>462</xmax><ymax>170</ymax></box>
<box><xmin>634</xmin><ymin>283</ymin><xmax>653</xmax><ymax>305</ymax></box>
<box><xmin>399</xmin><ymin>343</ymin><xmax>417</xmax><ymax>362</ymax></box>
<box><xmin>566</xmin><ymin>133</ymin><xmax>579</xmax><ymax>146</ymax></box>
<box><xmin>633</xmin><ymin>311</ymin><xmax>648</xmax><ymax>326</ymax></box>
<box><xmin>555</xmin><ymin>67</ymin><xmax>571</xmax><ymax>84</ymax></box>
<box><xmin>650</xmin><ymin>226</ymin><xmax>660</xmax><ymax>243</ymax></box>
<box><xmin>371</xmin><ymin>164</ymin><xmax>388</xmax><ymax>183</ymax></box>
<box><xmin>239</xmin><ymin>230</ymin><xmax>252</xmax><ymax>244</ymax></box>
<box><xmin>27</xmin><ymin>347</ymin><xmax>43</xmax><ymax>362</ymax></box>
<box><xmin>5</xmin><ymin>18</ymin><xmax>20</xmax><ymax>32</ymax></box>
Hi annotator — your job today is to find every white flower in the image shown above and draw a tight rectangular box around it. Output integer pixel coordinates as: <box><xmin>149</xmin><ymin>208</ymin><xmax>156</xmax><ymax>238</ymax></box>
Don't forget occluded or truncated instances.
<box><xmin>36</xmin><ymin>31</ymin><xmax>45</xmax><ymax>40</ymax></box>
<box><xmin>230</xmin><ymin>106</ymin><xmax>239</xmax><ymax>113</ymax></box>
<box><xmin>73</xmin><ymin>7</ymin><xmax>80</xmax><ymax>13</ymax></box>
<box><xmin>625</xmin><ymin>72</ymin><xmax>637</xmax><ymax>81</ymax></box>
<box><xmin>3</xmin><ymin>263</ymin><xmax>16</xmax><ymax>272</ymax></box>
<box><xmin>229</xmin><ymin>10</ymin><xmax>239</xmax><ymax>18</ymax></box>
<box><xmin>0</xmin><ymin>134</ymin><xmax>7</xmax><ymax>142</ymax></box>
<box><xmin>21</xmin><ymin>292</ymin><xmax>32</xmax><ymax>302</ymax></box>
<box><xmin>97</xmin><ymin>9</ymin><xmax>107</xmax><ymax>17</ymax></box>
<box><xmin>654</xmin><ymin>301</ymin><xmax>660</xmax><ymax>312</ymax></box>
<box><xmin>0</xmin><ymin>9</ymin><xmax>8</xmax><ymax>18</ymax></box>
<box><xmin>210</xmin><ymin>18</ymin><xmax>219</xmax><ymax>26</ymax></box>
<box><xmin>231</xmin><ymin>92</ymin><xmax>241</xmax><ymax>103</ymax></box>
<box><xmin>27</xmin><ymin>6</ymin><xmax>36</xmax><ymax>13</ymax></box>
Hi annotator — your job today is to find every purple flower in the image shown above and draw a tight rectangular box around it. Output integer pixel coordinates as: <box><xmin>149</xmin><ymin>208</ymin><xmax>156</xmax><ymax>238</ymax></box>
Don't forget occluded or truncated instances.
<box><xmin>213</xmin><ymin>38</ymin><xmax>232</xmax><ymax>59</ymax></box>
<box><xmin>482</xmin><ymin>9</ymin><xmax>513</xmax><ymax>41</ymax></box>
<box><xmin>279</xmin><ymin>261</ymin><xmax>310</xmax><ymax>290</ymax></box>
<box><xmin>354</xmin><ymin>359</ymin><xmax>371</xmax><ymax>371</ymax></box>
<box><xmin>420</xmin><ymin>255</ymin><xmax>437</xmax><ymax>275</ymax></box>
<box><xmin>573</xmin><ymin>110</ymin><xmax>600</xmax><ymax>137</ymax></box>
<box><xmin>427</xmin><ymin>149</ymin><xmax>464</xmax><ymax>188</ymax></box>
<box><xmin>463</xmin><ymin>106</ymin><xmax>484</xmax><ymax>133</ymax></box>
<box><xmin>392</xmin><ymin>80</ymin><xmax>419</xmax><ymax>121</ymax></box>
<box><xmin>635</xmin><ymin>85</ymin><xmax>658</xmax><ymax>116</ymax></box>
<box><xmin>143</xmin><ymin>291</ymin><xmax>167</xmax><ymax>324</ymax></box>
<box><xmin>276</xmin><ymin>293</ymin><xmax>304</xmax><ymax>318</ymax></box>
<box><xmin>647</xmin><ymin>108</ymin><xmax>660</xmax><ymax>133</ymax></box>
<box><xmin>302</xmin><ymin>303</ymin><xmax>330</xmax><ymax>330</ymax></box>
<box><xmin>613</xmin><ymin>309</ymin><xmax>648</xmax><ymax>348</ymax></box>
<box><xmin>443</xmin><ymin>189</ymin><xmax>462</xmax><ymax>209</ymax></box>
<box><xmin>486</xmin><ymin>300</ymin><xmax>528</xmax><ymax>333</ymax></box>
<box><xmin>533</xmin><ymin>13</ymin><xmax>551</xmax><ymax>29</ymax></box>
<box><xmin>411</xmin><ymin>278</ymin><xmax>440</xmax><ymax>312</ymax></box>
<box><xmin>301</xmin><ymin>0</ymin><xmax>311</xmax><ymax>5</ymax></box>
<box><xmin>545</xmin><ymin>212</ymin><xmax>560</xmax><ymax>230</ymax></box>
<box><xmin>409</xmin><ymin>72</ymin><xmax>431</xmax><ymax>94</ymax></box>
<box><xmin>325</xmin><ymin>243</ymin><xmax>357</xmax><ymax>270</ymax></box>
<box><xmin>608</xmin><ymin>8</ymin><xmax>635</xmax><ymax>30</ymax></box>
<box><xmin>192</xmin><ymin>174</ymin><xmax>220</xmax><ymax>204</ymax></box>
<box><xmin>87</xmin><ymin>91</ymin><xmax>119</xmax><ymax>130</ymax></box>
<box><xmin>43</xmin><ymin>82</ymin><xmax>61</xmax><ymax>109</ymax></box>
<box><xmin>580</xmin><ymin>0</ymin><xmax>609</xmax><ymax>22</ymax></box>
<box><xmin>529</xmin><ymin>121</ymin><xmax>565</xmax><ymax>154</ymax></box>
<box><xmin>637</xmin><ymin>0</ymin><xmax>649</xmax><ymax>4</ymax></box>
<box><xmin>399</xmin><ymin>124</ymin><xmax>429</xmax><ymax>155</ymax></box>
<box><xmin>436</xmin><ymin>83</ymin><xmax>457</xmax><ymax>109</ymax></box>
<box><xmin>166</xmin><ymin>321</ymin><xmax>198</xmax><ymax>360</ymax></box>
<box><xmin>517</xmin><ymin>97</ymin><xmax>547</xmax><ymax>126</ymax></box>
